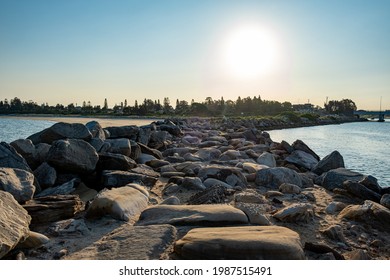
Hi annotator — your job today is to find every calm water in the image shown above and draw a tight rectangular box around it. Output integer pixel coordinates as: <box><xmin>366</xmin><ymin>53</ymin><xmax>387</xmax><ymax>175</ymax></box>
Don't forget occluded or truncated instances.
<box><xmin>268</xmin><ymin>121</ymin><xmax>390</xmax><ymax>187</ymax></box>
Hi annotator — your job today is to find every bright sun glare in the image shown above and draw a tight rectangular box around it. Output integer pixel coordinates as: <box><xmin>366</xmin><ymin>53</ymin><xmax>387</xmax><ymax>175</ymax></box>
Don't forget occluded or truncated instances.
<box><xmin>224</xmin><ymin>25</ymin><xmax>279</xmax><ymax>80</ymax></box>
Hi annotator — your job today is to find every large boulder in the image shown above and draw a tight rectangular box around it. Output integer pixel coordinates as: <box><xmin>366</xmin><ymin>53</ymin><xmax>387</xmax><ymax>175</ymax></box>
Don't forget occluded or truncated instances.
<box><xmin>174</xmin><ymin>226</ymin><xmax>305</xmax><ymax>260</ymax></box>
<box><xmin>198</xmin><ymin>165</ymin><xmax>247</xmax><ymax>188</ymax></box>
<box><xmin>255</xmin><ymin>167</ymin><xmax>302</xmax><ymax>189</ymax></box>
<box><xmin>292</xmin><ymin>140</ymin><xmax>320</xmax><ymax>161</ymax></box>
<box><xmin>104</xmin><ymin>125</ymin><xmax>139</xmax><ymax>140</ymax></box>
<box><xmin>10</xmin><ymin>139</ymin><xmax>37</xmax><ymax>169</ymax></box>
<box><xmin>320</xmin><ymin>168</ymin><xmax>365</xmax><ymax>191</ymax></box>
<box><xmin>86</xmin><ymin>185</ymin><xmax>149</xmax><ymax>222</ymax></box>
<box><xmin>0</xmin><ymin>167</ymin><xmax>35</xmax><ymax>203</ymax></box>
<box><xmin>105</xmin><ymin>138</ymin><xmax>131</xmax><ymax>157</ymax></box>
<box><xmin>137</xmin><ymin>204</ymin><xmax>248</xmax><ymax>226</ymax></box>
<box><xmin>343</xmin><ymin>180</ymin><xmax>381</xmax><ymax>202</ymax></box>
<box><xmin>312</xmin><ymin>151</ymin><xmax>344</xmax><ymax>175</ymax></box>
<box><xmin>97</xmin><ymin>152</ymin><xmax>137</xmax><ymax>171</ymax></box>
<box><xmin>85</xmin><ymin>121</ymin><xmax>106</xmax><ymax>140</ymax></box>
<box><xmin>27</xmin><ymin>122</ymin><xmax>92</xmax><ymax>144</ymax></box>
<box><xmin>285</xmin><ymin>150</ymin><xmax>319</xmax><ymax>170</ymax></box>
<box><xmin>0</xmin><ymin>191</ymin><xmax>31</xmax><ymax>259</ymax></box>
<box><xmin>47</xmin><ymin>139</ymin><xmax>98</xmax><ymax>174</ymax></box>
<box><xmin>148</xmin><ymin>131</ymin><xmax>170</xmax><ymax>149</ymax></box>
<box><xmin>0</xmin><ymin>142</ymin><xmax>32</xmax><ymax>172</ymax></box>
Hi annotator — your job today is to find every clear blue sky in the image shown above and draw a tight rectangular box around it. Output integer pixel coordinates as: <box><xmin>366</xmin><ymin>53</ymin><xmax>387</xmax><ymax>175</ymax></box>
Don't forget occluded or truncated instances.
<box><xmin>0</xmin><ymin>0</ymin><xmax>389</xmax><ymax>110</ymax></box>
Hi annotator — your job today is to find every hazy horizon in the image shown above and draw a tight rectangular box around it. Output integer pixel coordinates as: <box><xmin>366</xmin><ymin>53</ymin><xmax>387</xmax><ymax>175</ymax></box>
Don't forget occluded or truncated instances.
<box><xmin>1</xmin><ymin>0</ymin><xmax>389</xmax><ymax>111</ymax></box>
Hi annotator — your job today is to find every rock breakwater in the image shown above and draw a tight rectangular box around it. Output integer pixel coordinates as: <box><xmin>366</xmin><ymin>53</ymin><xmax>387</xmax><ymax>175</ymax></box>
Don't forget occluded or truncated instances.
<box><xmin>0</xmin><ymin>117</ymin><xmax>388</xmax><ymax>260</ymax></box>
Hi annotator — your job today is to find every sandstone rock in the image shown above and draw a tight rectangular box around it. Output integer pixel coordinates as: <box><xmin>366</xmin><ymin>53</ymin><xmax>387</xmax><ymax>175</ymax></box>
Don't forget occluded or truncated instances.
<box><xmin>273</xmin><ymin>203</ymin><xmax>314</xmax><ymax>223</ymax></box>
<box><xmin>343</xmin><ymin>180</ymin><xmax>381</xmax><ymax>202</ymax></box>
<box><xmin>255</xmin><ymin>167</ymin><xmax>302</xmax><ymax>189</ymax></box>
<box><xmin>97</xmin><ymin>152</ymin><xmax>137</xmax><ymax>171</ymax></box>
<box><xmin>198</xmin><ymin>165</ymin><xmax>247</xmax><ymax>188</ymax></box>
<box><xmin>265</xmin><ymin>190</ymin><xmax>284</xmax><ymax>198</ymax></box>
<box><xmin>174</xmin><ymin>226</ymin><xmax>305</xmax><ymax>260</ymax></box>
<box><xmin>0</xmin><ymin>142</ymin><xmax>32</xmax><ymax>172</ymax></box>
<box><xmin>321</xmin><ymin>168</ymin><xmax>365</xmax><ymax>191</ymax></box>
<box><xmin>256</xmin><ymin>152</ymin><xmax>276</xmax><ymax>167</ymax></box>
<box><xmin>130</xmin><ymin>165</ymin><xmax>160</xmax><ymax>178</ymax></box>
<box><xmin>34</xmin><ymin>162</ymin><xmax>57</xmax><ymax>189</ymax></box>
<box><xmin>137</xmin><ymin>204</ymin><xmax>248</xmax><ymax>226</ymax></box>
<box><xmin>105</xmin><ymin>138</ymin><xmax>131</xmax><ymax>157</ymax></box>
<box><xmin>312</xmin><ymin>151</ymin><xmax>344</xmax><ymax>175</ymax></box>
<box><xmin>279</xmin><ymin>183</ymin><xmax>301</xmax><ymax>194</ymax></box>
<box><xmin>285</xmin><ymin>150</ymin><xmax>319</xmax><ymax>170</ymax></box>
<box><xmin>292</xmin><ymin>139</ymin><xmax>320</xmax><ymax>161</ymax></box>
<box><xmin>47</xmin><ymin>139</ymin><xmax>98</xmax><ymax>174</ymax></box>
<box><xmin>104</xmin><ymin>125</ymin><xmax>139</xmax><ymax>140</ymax></box>
<box><xmin>102</xmin><ymin>170</ymin><xmax>158</xmax><ymax>188</ymax></box>
<box><xmin>16</xmin><ymin>231</ymin><xmax>50</xmax><ymax>249</ymax></box>
<box><xmin>381</xmin><ymin>194</ymin><xmax>390</xmax><ymax>209</ymax></box>
<box><xmin>0</xmin><ymin>167</ymin><xmax>35</xmax><ymax>203</ymax></box>
<box><xmin>23</xmin><ymin>195</ymin><xmax>84</xmax><ymax>225</ymax></box>
<box><xmin>86</xmin><ymin>185</ymin><xmax>149</xmax><ymax>222</ymax></box>
<box><xmin>0</xmin><ymin>191</ymin><xmax>31</xmax><ymax>259</ymax></box>
<box><xmin>65</xmin><ymin>224</ymin><xmax>176</xmax><ymax>260</ymax></box>
<box><xmin>27</xmin><ymin>122</ymin><xmax>92</xmax><ymax>144</ymax></box>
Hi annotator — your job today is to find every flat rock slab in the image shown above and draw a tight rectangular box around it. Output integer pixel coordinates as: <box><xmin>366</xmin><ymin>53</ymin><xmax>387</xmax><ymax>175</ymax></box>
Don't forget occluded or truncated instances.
<box><xmin>174</xmin><ymin>226</ymin><xmax>305</xmax><ymax>260</ymax></box>
<box><xmin>0</xmin><ymin>190</ymin><xmax>31</xmax><ymax>259</ymax></box>
<box><xmin>65</xmin><ymin>224</ymin><xmax>176</xmax><ymax>260</ymax></box>
<box><xmin>137</xmin><ymin>204</ymin><xmax>248</xmax><ymax>226</ymax></box>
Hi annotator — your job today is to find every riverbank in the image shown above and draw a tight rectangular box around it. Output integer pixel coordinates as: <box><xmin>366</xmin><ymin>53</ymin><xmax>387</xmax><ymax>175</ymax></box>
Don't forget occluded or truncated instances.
<box><xmin>1</xmin><ymin>118</ymin><xmax>389</xmax><ymax>260</ymax></box>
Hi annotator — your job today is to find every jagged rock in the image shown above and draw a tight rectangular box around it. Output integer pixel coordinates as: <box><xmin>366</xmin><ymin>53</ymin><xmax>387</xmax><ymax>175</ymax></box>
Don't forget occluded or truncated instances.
<box><xmin>280</xmin><ymin>140</ymin><xmax>294</xmax><ymax>153</ymax></box>
<box><xmin>35</xmin><ymin>178</ymin><xmax>80</xmax><ymax>197</ymax></box>
<box><xmin>47</xmin><ymin>139</ymin><xmax>98</xmax><ymax>174</ymax></box>
<box><xmin>381</xmin><ymin>194</ymin><xmax>390</xmax><ymax>209</ymax></box>
<box><xmin>339</xmin><ymin>200</ymin><xmax>390</xmax><ymax>231</ymax></box>
<box><xmin>86</xmin><ymin>185</ymin><xmax>149</xmax><ymax>222</ymax></box>
<box><xmin>198</xmin><ymin>165</ymin><xmax>247</xmax><ymax>188</ymax></box>
<box><xmin>343</xmin><ymin>180</ymin><xmax>381</xmax><ymax>202</ymax></box>
<box><xmin>138</xmin><ymin>142</ymin><xmax>163</xmax><ymax>159</ymax></box>
<box><xmin>256</xmin><ymin>152</ymin><xmax>276</xmax><ymax>167</ymax></box>
<box><xmin>104</xmin><ymin>125</ymin><xmax>139</xmax><ymax>140</ymax></box>
<box><xmin>279</xmin><ymin>183</ymin><xmax>301</xmax><ymax>194</ymax></box>
<box><xmin>23</xmin><ymin>195</ymin><xmax>84</xmax><ymax>224</ymax></box>
<box><xmin>273</xmin><ymin>203</ymin><xmax>314</xmax><ymax>223</ymax></box>
<box><xmin>85</xmin><ymin>121</ymin><xmax>106</xmax><ymax>140</ymax></box>
<box><xmin>0</xmin><ymin>142</ymin><xmax>32</xmax><ymax>172</ymax></box>
<box><xmin>159</xmin><ymin>123</ymin><xmax>183</xmax><ymax>136</ymax></box>
<box><xmin>292</xmin><ymin>140</ymin><xmax>320</xmax><ymax>161</ymax></box>
<box><xmin>349</xmin><ymin>249</ymin><xmax>371</xmax><ymax>260</ymax></box>
<box><xmin>0</xmin><ymin>191</ymin><xmax>31</xmax><ymax>259</ymax></box>
<box><xmin>65</xmin><ymin>224</ymin><xmax>176</xmax><ymax>260</ymax></box>
<box><xmin>102</xmin><ymin>170</ymin><xmax>158</xmax><ymax>187</ymax></box>
<box><xmin>97</xmin><ymin>152</ymin><xmax>137</xmax><ymax>171</ymax></box>
<box><xmin>174</xmin><ymin>226</ymin><xmax>305</xmax><ymax>260</ymax></box>
<box><xmin>27</xmin><ymin>122</ymin><xmax>92</xmax><ymax>144</ymax></box>
<box><xmin>320</xmin><ymin>168</ymin><xmax>365</xmax><ymax>191</ymax></box>
<box><xmin>0</xmin><ymin>167</ymin><xmax>35</xmax><ymax>203</ymax></box>
<box><xmin>187</xmin><ymin>185</ymin><xmax>227</xmax><ymax>205</ymax></box>
<box><xmin>285</xmin><ymin>150</ymin><xmax>319</xmax><ymax>170</ymax></box>
<box><xmin>255</xmin><ymin>167</ymin><xmax>302</xmax><ymax>189</ymax></box>
<box><xmin>34</xmin><ymin>162</ymin><xmax>57</xmax><ymax>189</ymax></box>
<box><xmin>137</xmin><ymin>204</ymin><xmax>248</xmax><ymax>226</ymax></box>
<box><xmin>312</xmin><ymin>151</ymin><xmax>345</xmax><ymax>175</ymax></box>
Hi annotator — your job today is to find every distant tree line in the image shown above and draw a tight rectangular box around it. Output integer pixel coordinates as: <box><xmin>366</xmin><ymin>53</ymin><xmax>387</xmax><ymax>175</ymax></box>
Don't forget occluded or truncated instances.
<box><xmin>0</xmin><ymin>96</ymin><xmax>357</xmax><ymax>117</ymax></box>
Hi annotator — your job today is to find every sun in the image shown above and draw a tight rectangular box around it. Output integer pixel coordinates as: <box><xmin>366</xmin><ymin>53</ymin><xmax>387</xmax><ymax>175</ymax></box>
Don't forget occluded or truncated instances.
<box><xmin>223</xmin><ymin>25</ymin><xmax>279</xmax><ymax>80</ymax></box>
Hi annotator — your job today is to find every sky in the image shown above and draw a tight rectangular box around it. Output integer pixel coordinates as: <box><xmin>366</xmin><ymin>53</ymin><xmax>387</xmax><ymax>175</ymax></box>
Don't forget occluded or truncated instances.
<box><xmin>0</xmin><ymin>0</ymin><xmax>389</xmax><ymax>110</ymax></box>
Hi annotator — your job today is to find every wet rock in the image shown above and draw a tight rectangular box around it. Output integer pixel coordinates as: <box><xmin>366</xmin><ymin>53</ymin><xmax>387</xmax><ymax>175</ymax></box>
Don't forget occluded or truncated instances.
<box><xmin>187</xmin><ymin>185</ymin><xmax>227</xmax><ymax>205</ymax></box>
<box><xmin>105</xmin><ymin>138</ymin><xmax>131</xmax><ymax>157</ymax></box>
<box><xmin>273</xmin><ymin>203</ymin><xmax>314</xmax><ymax>223</ymax></box>
<box><xmin>255</xmin><ymin>167</ymin><xmax>302</xmax><ymax>189</ymax></box>
<box><xmin>65</xmin><ymin>224</ymin><xmax>176</xmax><ymax>260</ymax></box>
<box><xmin>312</xmin><ymin>151</ymin><xmax>344</xmax><ymax>175</ymax></box>
<box><xmin>47</xmin><ymin>139</ymin><xmax>98</xmax><ymax>174</ymax></box>
<box><xmin>285</xmin><ymin>150</ymin><xmax>319</xmax><ymax>170</ymax></box>
<box><xmin>343</xmin><ymin>180</ymin><xmax>381</xmax><ymax>202</ymax></box>
<box><xmin>0</xmin><ymin>167</ymin><xmax>35</xmax><ymax>203</ymax></box>
<box><xmin>198</xmin><ymin>165</ymin><xmax>247</xmax><ymax>188</ymax></box>
<box><xmin>86</xmin><ymin>185</ymin><xmax>149</xmax><ymax>222</ymax></box>
<box><xmin>380</xmin><ymin>194</ymin><xmax>390</xmax><ymax>209</ymax></box>
<box><xmin>97</xmin><ymin>152</ymin><xmax>137</xmax><ymax>171</ymax></box>
<box><xmin>102</xmin><ymin>170</ymin><xmax>158</xmax><ymax>188</ymax></box>
<box><xmin>0</xmin><ymin>142</ymin><xmax>32</xmax><ymax>172</ymax></box>
<box><xmin>137</xmin><ymin>204</ymin><xmax>248</xmax><ymax>226</ymax></box>
<box><xmin>292</xmin><ymin>140</ymin><xmax>320</xmax><ymax>161</ymax></box>
<box><xmin>279</xmin><ymin>183</ymin><xmax>301</xmax><ymax>194</ymax></box>
<box><xmin>320</xmin><ymin>168</ymin><xmax>365</xmax><ymax>191</ymax></box>
<box><xmin>28</xmin><ymin>122</ymin><xmax>92</xmax><ymax>144</ymax></box>
<box><xmin>104</xmin><ymin>125</ymin><xmax>139</xmax><ymax>140</ymax></box>
<box><xmin>174</xmin><ymin>226</ymin><xmax>305</xmax><ymax>260</ymax></box>
<box><xmin>34</xmin><ymin>162</ymin><xmax>57</xmax><ymax>189</ymax></box>
<box><xmin>0</xmin><ymin>190</ymin><xmax>31</xmax><ymax>259</ymax></box>
<box><xmin>256</xmin><ymin>152</ymin><xmax>276</xmax><ymax>167</ymax></box>
<box><xmin>23</xmin><ymin>195</ymin><xmax>84</xmax><ymax>225</ymax></box>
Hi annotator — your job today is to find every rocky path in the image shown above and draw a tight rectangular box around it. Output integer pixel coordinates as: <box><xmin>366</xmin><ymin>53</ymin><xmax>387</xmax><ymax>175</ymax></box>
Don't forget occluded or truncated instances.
<box><xmin>0</xmin><ymin>118</ymin><xmax>389</xmax><ymax>260</ymax></box>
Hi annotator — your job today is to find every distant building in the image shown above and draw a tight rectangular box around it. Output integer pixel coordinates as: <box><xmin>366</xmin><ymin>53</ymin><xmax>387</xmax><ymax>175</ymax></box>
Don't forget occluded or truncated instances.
<box><xmin>292</xmin><ymin>103</ymin><xmax>315</xmax><ymax>112</ymax></box>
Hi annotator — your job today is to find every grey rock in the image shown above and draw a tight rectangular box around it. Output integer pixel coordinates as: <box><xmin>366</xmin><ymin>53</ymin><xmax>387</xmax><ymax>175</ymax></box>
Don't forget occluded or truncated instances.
<box><xmin>16</xmin><ymin>231</ymin><xmax>50</xmax><ymax>249</ymax></box>
<box><xmin>47</xmin><ymin>139</ymin><xmax>98</xmax><ymax>174</ymax></box>
<box><xmin>85</xmin><ymin>121</ymin><xmax>106</xmax><ymax>140</ymax></box>
<box><xmin>0</xmin><ymin>191</ymin><xmax>31</xmax><ymax>259</ymax></box>
<box><xmin>279</xmin><ymin>183</ymin><xmax>301</xmax><ymax>194</ymax></box>
<box><xmin>198</xmin><ymin>165</ymin><xmax>247</xmax><ymax>188</ymax></box>
<box><xmin>292</xmin><ymin>140</ymin><xmax>320</xmax><ymax>161</ymax></box>
<box><xmin>256</xmin><ymin>152</ymin><xmax>276</xmax><ymax>167</ymax></box>
<box><xmin>0</xmin><ymin>142</ymin><xmax>32</xmax><ymax>172</ymax></box>
<box><xmin>89</xmin><ymin>137</ymin><xmax>106</xmax><ymax>152</ymax></box>
<box><xmin>187</xmin><ymin>185</ymin><xmax>227</xmax><ymax>205</ymax></box>
<box><xmin>34</xmin><ymin>162</ymin><xmax>57</xmax><ymax>189</ymax></box>
<box><xmin>161</xmin><ymin>196</ymin><xmax>181</xmax><ymax>205</ymax></box>
<box><xmin>0</xmin><ymin>167</ymin><xmax>35</xmax><ymax>203</ymax></box>
<box><xmin>35</xmin><ymin>178</ymin><xmax>80</xmax><ymax>198</ymax></box>
<box><xmin>130</xmin><ymin>140</ymin><xmax>141</xmax><ymax>160</ymax></box>
<box><xmin>343</xmin><ymin>180</ymin><xmax>381</xmax><ymax>202</ymax></box>
<box><xmin>10</xmin><ymin>139</ymin><xmax>37</xmax><ymax>169</ymax></box>
<box><xmin>180</xmin><ymin>177</ymin><xmax>206</xmax><ymax>191</ymax></box>
<box><xmin>138</xmin><ymin>142</ymin><xmax>163</xmax><ymax>159</ymax></box>
<box><xmin>312</xmin><ymin>151</ymin><xmax>344</xmax><ymax>175</ymax></box>
<box><xmin>149</xmin><ymin>131</ymin><xmax>169</xmax><ymax>149</ymax></box>
<box><xmin>137</xmin><ymin>125</ymin><xmax>152</xmax><ymax>145</ymax></box>
<box><xmin>105</xmin><ymin>138</ymin><xmax>131</xmax><ymax>157</ymax></box>
<box><xmin>146</xmin><ymin>159</ymin><xmax>170</xmax><ymax>168</ymax></box>
<box><xmin>47</xmin><ymin>218</ymin><xmax>90</xmax><ymax>237</ymax></box>
<box><xmin>98</xmin><ymin>152</ymin><xmax>137</xmax><ymax>171</ymax></box>
<box><xmin>102</xmin><ymin>170</ymin><xmax>158</xmax><ymax>188</ymax></box>
<box><xmin>242</xmin><ymin>162</ymin><xmax>269</xmax><ymax>173</ymax></box>
<box><xmin>285</xmin><ymin>150</ymin><xmax>319</xmax><ymax>170</ymax></box>
<box><xmin>255</xmin><ymin>167</ymin><xmax>302</xmax><ymax>189</ymax></box>
<box><xmin>273</xmin><ymin>203</ymin><xmax>314</xmax><ymax>223</ymax></box>
<box><xmin>380</xmin><ymin>194</ymin><xmax>390</xmax><ymax>209</ymax></box>
<box><xmin>203</xmin><ymin>178</ymin><xmax>235</xmax><ymax>189</ymax></box>
<box><xmin>34</xmin><ymin>143</ymin><xmax>51</xmax><ymax>164</ymax></box>
<box><xmin>320</xmin><ymin>225</ymin><xmax>346</xmax><ymax>243</ymax></box>
<box><xmin>194</xmin><ymin>148</ymin><xmax>222</xmax><ymax>161</ymax></box>
<box><xmin>359</xmin><ymin>175</ymin><xmax>382</xmax><ymax>194</ymax></box>
<box><xmin>325</xmin><ymin>201</ymin><xmax>347</xmax><ymax>214</ymax></box>
<box><xmin>321</xmin><ymin>168</ymin><xmax>365</xmax><ymax>191</ymax></box>
<box><xmin>234</xmin><ymin>190</ymin><xmax>267</xmax><ymax>204</ymax></box>
<box><xmin>104</xmin><ymin>125</ymin><xmax>139</xmax><ymax>140</ymax></box>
